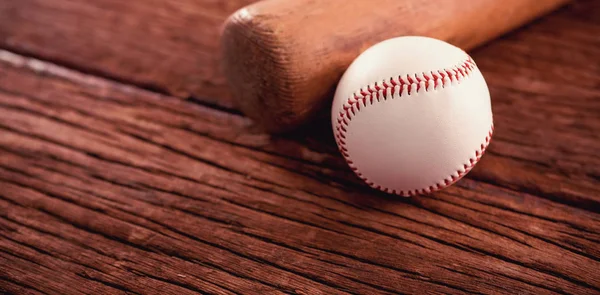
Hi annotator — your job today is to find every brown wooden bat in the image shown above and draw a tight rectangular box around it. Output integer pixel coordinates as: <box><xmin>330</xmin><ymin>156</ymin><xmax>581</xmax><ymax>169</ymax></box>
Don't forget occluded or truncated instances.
<box><xmin>220</xmin><ymin>0</ymin><xmax>570</xmax><ymax>133</ymax></box>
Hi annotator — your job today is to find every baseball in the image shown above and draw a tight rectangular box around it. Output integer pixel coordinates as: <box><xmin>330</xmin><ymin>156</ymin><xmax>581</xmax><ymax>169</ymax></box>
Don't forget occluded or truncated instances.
<box><xmin>332</xmin><ymin>36</ymin><xmax>494</xmax><ymax>197</ymax></box>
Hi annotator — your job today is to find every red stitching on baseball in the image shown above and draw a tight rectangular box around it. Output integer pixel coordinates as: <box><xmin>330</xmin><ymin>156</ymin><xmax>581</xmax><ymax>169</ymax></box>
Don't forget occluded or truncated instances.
<box><xmin>335</xmin><ymin>57</ymin><xmax>494</xmax><ymax>197</ymax></box>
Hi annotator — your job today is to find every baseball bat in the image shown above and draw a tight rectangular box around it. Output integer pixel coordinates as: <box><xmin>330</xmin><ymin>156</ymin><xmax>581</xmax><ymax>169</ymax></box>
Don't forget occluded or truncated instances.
<box><xmin>220</xmin><ymin>0</ymin><xmax>570</xmax><ymax>133</ymax></box>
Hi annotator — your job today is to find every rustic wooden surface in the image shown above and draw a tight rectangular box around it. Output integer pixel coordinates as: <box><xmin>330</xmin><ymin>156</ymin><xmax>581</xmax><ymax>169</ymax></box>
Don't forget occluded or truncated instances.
<box><xmin>0</xmin><ymin>0</ymin><xmax>599</xmax><ymax>294</ymax></box>
<box><xmin>0</xmin><ymin>0</ymin><xmax>255</xmax><ymax>109</ymax></box>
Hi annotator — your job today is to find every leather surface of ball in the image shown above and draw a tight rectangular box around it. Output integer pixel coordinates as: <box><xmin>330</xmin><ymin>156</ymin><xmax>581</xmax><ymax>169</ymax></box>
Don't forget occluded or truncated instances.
<box><xmin>331</xmin><ymin>36</ymin><xmax>494</xmax><ymax>196</ymax></box>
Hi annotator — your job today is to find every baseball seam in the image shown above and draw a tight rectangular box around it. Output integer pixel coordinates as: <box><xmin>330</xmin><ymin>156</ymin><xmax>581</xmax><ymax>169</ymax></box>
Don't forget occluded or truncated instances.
<box><xmin>334</xmin><ymin>57</ymin><xmax>494</xmax><ymax>197</ymax></box>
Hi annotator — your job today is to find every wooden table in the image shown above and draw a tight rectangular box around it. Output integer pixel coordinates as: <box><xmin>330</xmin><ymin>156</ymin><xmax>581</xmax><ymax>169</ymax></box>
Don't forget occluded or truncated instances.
<box><xmin>0</xmin><ymin>1</ymin><xmax>598</xmax><ymax>294</ymax></box>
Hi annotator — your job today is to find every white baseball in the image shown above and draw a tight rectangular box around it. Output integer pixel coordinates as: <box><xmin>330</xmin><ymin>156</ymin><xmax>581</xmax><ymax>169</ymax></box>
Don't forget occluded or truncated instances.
<box><xmin>332</xmin><ymin>36</ymin><xmax>494</xmax><ymax>197</ymax></box>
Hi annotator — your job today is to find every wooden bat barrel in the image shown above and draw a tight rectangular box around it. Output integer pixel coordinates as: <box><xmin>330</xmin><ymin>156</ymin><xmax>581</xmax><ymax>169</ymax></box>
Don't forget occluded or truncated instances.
<box><xmin>220</xmin><ymin>0</ymin><xmax>570</xmax><ymax>133</ymax></box>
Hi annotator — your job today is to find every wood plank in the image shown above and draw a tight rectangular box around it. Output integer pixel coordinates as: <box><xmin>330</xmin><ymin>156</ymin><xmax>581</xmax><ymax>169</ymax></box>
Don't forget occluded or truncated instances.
<box><xmin>0</xmin><ymin>41</ymin><xmax>598</xmax><ymax>293</ymax></box>
<box><xmin>468</xmin><ymin>2</ymin><xmax>600</xmax><ymax>210</ymax></box>
<box><xmin>0</xmin><ymin>0</ymin><xmax>257</xmax><ymax>109</ymax></box>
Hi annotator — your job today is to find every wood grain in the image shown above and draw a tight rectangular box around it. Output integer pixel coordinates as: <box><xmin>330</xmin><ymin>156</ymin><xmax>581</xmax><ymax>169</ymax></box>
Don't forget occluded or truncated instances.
<box><xmin>0</xmin><ymin>0</ymin><xmax>599</xmax><ymax>294</ymax></box>
<box><xmin>0</xmin><ymin>0</ymin><xmax>255</xmax><ymax>109</ymax></box>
